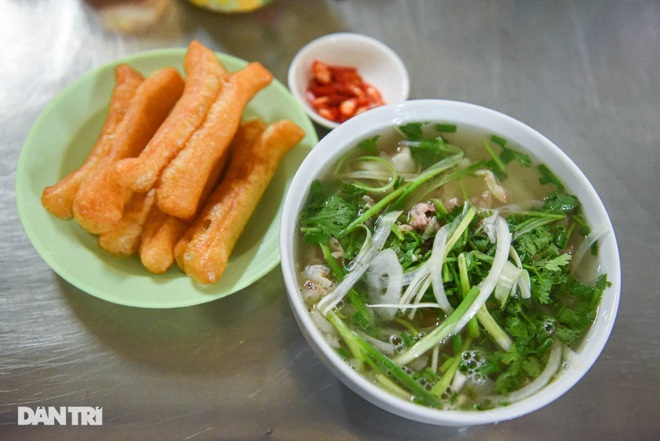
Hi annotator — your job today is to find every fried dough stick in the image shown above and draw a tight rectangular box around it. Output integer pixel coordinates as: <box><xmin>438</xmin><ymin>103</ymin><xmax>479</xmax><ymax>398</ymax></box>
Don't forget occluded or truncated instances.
<box><xmin>156</xmin><ymin>62</ymin><xmax>273</xmax><ymax>220</ymax></box>
<box><xmin>139</xmin><ymin>206</ymin><xmax>190</xmax><ymax>274</ymax></box>
<box><xmin>114</xmin><ymin>41</ymin><xmax>228</xmax><ymax>193</ymax></box>
<box><xmin>174</xmin><ymin>119</ymin><xmax>266</xmax><ymax>264</ymax></box>
<box><xmin>41</xmin><ymin>65</ymin><xmax>144</xmax><ymax>219</ymax></box>
<box><xmin>98</xmin><ymin>189</ymin><xmax>156</xmax><ymax>256</ymax></box>
<box><xmin>73</xmin><ymin>67</ymin><xmax>185</xmax><ymax>234</ymax></box>
<box><xmin>138</xmin><ymin>120</ymin><xmax>239</xmax><ymax>274</ymax></box>
<box><xmin>176</xmin><ymin>119</ymin><xmax>305</xmax><ymax>284</ymax></box>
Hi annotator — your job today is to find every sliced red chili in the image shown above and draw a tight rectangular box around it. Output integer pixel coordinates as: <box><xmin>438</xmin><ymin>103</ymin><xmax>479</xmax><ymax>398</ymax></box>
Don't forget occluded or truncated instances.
<box><xmin>306</xmin><ymin>59</ymin><xmax>385</xmax><ymax>123</ymax></box>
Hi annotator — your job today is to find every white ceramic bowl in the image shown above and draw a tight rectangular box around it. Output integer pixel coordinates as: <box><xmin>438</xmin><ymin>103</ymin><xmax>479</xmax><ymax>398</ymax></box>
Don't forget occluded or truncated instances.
<box><xmin>279</xmin><ymin>99</ymin><xmax>621</xmax><ymax>426</ymax></box>
<box><xmin>287</xmin><ymin>32</ymin><xmax>410</xmax><ymax>130</ymax></box>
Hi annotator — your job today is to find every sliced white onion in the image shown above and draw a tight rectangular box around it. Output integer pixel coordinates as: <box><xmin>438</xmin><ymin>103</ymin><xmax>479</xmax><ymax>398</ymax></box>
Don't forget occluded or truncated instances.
<box><xmin>451</xmin><ymin>371</ymin><xmax>468</xmax><ymax>393</ymax></box>
<box><xmin>518</xmin><ymin>269</ymin><xmax>532</xmax><ymax>300</ymax></box>
<box><xmin>399</xmin><ymin>259</ymin><xmax>435</xmax><ymax>321</ymax></box>
<box><xmin>480</xmin><ymin>210</ymin><xmax>500</xmax><ymax>244</ymax></box>
<box><xmin>317</xmin><ymin>211</ymin><xmax>402</xmax><ymax>315</ymax></box>
<box><xmin>341</xmin><ymin>170</ymin><xmax>417</xmax><ymax>182</ymax></box>
<box><xmin>400</xmin><ymin>210</ymin><xmax>474</xmax><ymax>318</ymax></box>
<box><xmin>401</xmin><ymin>267</ymin><xmax>421</xmax><ymax>286</ymax></box>
<box><xmin>509</xmin><ymin>246</ymin><xmax>531</xmax><ymax>300</ymax></box>
<box><xmin>494</xmin><ymin>260</ymin><xmax>522</xmax><ymax>306</ymax></box>
<box><xmin>430</xmin><ymin>224</ymin><xmax>454</xmax><ymax>314</ymax></box>
<box><xmin>399</xmin><ymin>261</ymin><xmax>430</xmax><ymax>306</ymax></box>
<box><xmin>366</xmin><ymin>249</ymin><xmax>403</xmax><ymax>320</ymax></box>
<box><xmin>345</xmin><ymin>225</ymin><xmax>371</xmax><ymax>272</ymax></box>
<box><xmin>450</xmin><ymin>216</ymin><xmax>512</xmax><ymax>334</ymax></box>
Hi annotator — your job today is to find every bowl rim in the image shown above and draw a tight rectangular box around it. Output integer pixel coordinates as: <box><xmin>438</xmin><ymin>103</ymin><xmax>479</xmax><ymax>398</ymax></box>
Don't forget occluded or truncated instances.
<box><xmin>280</xmin><ymin>99</ymin><xmax>621</xmax><ymax>425</ymax></box>
<box><xmin>287</xmin><ymin>32</ymin><xmax>410</xmax><ymax>130</ymax></box>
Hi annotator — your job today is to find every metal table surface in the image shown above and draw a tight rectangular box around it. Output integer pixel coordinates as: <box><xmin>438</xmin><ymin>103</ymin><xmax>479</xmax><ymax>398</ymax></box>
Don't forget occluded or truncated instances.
<box><xmin>1</xmin><ymin>0</ymin><xmax>658</xmax><ymax>439</ymax></box>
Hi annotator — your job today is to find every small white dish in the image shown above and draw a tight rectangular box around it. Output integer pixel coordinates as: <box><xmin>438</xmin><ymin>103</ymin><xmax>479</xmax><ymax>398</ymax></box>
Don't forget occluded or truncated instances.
<box><xmin>288</xmin><ymin>32</ymin><xmax>410</xmax><ymax>130</ymax></box>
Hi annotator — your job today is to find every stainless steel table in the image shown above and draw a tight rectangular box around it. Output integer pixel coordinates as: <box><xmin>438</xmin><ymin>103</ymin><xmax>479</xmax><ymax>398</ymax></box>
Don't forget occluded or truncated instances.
<box><xmin>1</xmin><ymin>0</ymin><xmax>658</xmax><ymax>439</ymax></box>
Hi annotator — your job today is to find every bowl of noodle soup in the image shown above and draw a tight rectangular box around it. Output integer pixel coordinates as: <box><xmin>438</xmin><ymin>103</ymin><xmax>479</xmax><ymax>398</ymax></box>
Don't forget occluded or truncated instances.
<box><xmin>280</xmin><ymin>99</ymin><xmax>620</xmax><ymax>425</ymax></box>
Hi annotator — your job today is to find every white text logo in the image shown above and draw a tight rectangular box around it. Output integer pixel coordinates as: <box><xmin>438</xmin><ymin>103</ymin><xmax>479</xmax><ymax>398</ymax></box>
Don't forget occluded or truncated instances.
<box><xmin>17</xmin><ymin>406</ymin><xmax>103</xmax><ymax>426</ymax></box>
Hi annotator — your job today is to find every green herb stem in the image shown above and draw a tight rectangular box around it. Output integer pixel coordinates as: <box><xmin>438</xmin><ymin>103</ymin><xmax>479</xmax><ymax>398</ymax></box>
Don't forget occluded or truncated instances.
<box><xmin>339</xmin><ymin>186</ymin><xmax>406</xmax><ymax>236</ymax></box>
<box><xmin>483</xmin><ymin>140</ymin><xmax>506</xmax><ymax>172</ymax></box>
<box><xmin>430</xmin><ymin>337</ymin><xmax>473</xmax><ymax>396</ymax></box>
<box><xmin>327</xmin><ymin>312</ymin><xmax>440</xmax><ymax>407</ymax></box>
<box><xmin>395</xmin><ymin>286</ymin><xmax>481</xmax><ymax>365</ymax></box>
<box><xmin>392</xmin><ymin>160</ymin><xmax>485</xmax><ymax>209</ymax></box>
<box><xmin>458</xmin><ymin>253</ymin><xmax>512</xmax><ymax>350</ymax></box>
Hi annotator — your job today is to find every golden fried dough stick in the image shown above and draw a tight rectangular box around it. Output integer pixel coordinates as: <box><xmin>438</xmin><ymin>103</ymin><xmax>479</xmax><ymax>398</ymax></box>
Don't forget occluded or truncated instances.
<box><xmin>41</xmin><ymin>65</ymin><xmax>144</xmax><ymax>219</ymax></box>
<box><xmin>139</xmin><ymin>206</ymin><xmax>190</xmax><ymax>274</ymax></box>
<box><xmin>114</xmin><ymin>41</ymin><xmax>228</xmax><ymax>193</ymax></box>
<box><xmin>173</xmin><ymin>119</ymin><xmax>267</xmax><ymax>268</ymax></box>
<box><xmin>73</xmin><ymin>67</ymin><xmax>185</xmax><ymax>234</ymax></box>
<box><xmin>156</xmin><ymin>62</ymin><xmax>274</xmax><ymax>220</ymax></box>
<box><xmin>140</xmin><ymin>117</ymin><xmax>242</xmax><ymax>274</ymax></box>
<box><xmin>98</xmin><ymin>189</ymin><xmax>156</xmax><ymax>257</ymax></box>
<box><xmin>176</xmin><ymin>119</ymin><xmax>305</xmax><ymax>284</ymax></box>
<box><xmin>143</xmin><ymin>159</ymin><xmax>225</xmax><ymax>274</ymax></box>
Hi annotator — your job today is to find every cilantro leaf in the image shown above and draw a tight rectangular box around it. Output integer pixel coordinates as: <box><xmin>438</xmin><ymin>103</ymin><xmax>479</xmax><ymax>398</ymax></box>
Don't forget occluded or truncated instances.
<box><xmin>490</xmin><ymin>134</ymin><xmax>508</xmax><ymax>148</ymax></box>
<box><xmin>514</xmin><ymin>225</ymin><xmax>557</xmax><ymax>260</ymax></box>
<box><xmin>538</xmin><ymin>164</ymin><xmax>565</xmax><ymax>191</ymax></box>
<box><xmin>505</xmin><ymin>316</ymin><xmax>530</xmax><ymax>341</ymax></box>
<box><xmin>357</xmin><ymin>135</ymin><xmax>380</xmax><ymax>154</ymax></box>
<box><xmin>490</xmin><ymin>134</ymin><xmax>532</xmax><ymax>168</ymax></box>
<box><xmin>398</xmin><ymin>122</ymin><xmax>424</xmax><ymax>140</ymax></box>
<box><xmin>385</xmin><ymin>228</ymin><xmax>427</xmax><ymax>270</ymax></box>
<box><xmin>434</xmin><ymin>123</ymin><xmax>457</xmax><ymax>133</ymax></box>
<box><xmin>531</xmin><ymin>276</ymin><xmax>554</xmax><ymax>304</ymax></box>
<box><xmin>552</xmin><ymin>275</ymin><xmax>609</xmax><ymax>347</ymax></box>
<box><xmin>553</xmin><ymin>327</ymin><xmax>582</xmax><ymax>346</ymax></box>
<box><xmin>537</xmin><ymin>253</ymin><xmax>572</xmax><ymax>272</ymax></box>
<box><xmin>407</xmin><ymin>137</ymin><xmax>457</xmax><ymax>169</ymax></box>
<box><xmin>299</xmin><ymin>181</ymin><xmax>365</xmax><ymax>244</ymax></box>
<box><xmin>522</xmin><ymin>357</ymin><xmax>542</xmax><ymax>377</ymax></box>
<box><xmin>543</xmin><ymin>192</ymin><xmax>581</xmax><ymax>215</ymax></box>
<box><xmin>500</xmin><ymin>145</ymin><xmax>532</xmax><ymax>168</ymax></box>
